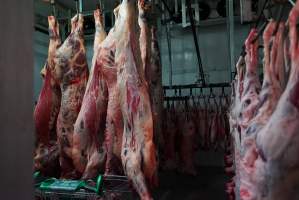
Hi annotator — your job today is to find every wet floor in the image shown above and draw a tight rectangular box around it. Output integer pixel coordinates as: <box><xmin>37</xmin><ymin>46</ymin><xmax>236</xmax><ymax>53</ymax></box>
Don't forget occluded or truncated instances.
<box><xmin>153</xmin><ymin>167</ymin><xmax>228</xmax><ymax>200</ymax></box>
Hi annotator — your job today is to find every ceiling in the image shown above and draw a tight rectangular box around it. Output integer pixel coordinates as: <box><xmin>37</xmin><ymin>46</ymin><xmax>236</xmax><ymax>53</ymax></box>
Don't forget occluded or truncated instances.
<box><xmin>55</xmin><ymin>0</ymin><xmax>120</xmax><ymax>12</ymax></box>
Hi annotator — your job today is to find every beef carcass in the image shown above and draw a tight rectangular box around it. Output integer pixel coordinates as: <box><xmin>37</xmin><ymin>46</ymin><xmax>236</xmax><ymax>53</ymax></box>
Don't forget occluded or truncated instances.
<box><xmin>230</xmin><ymin>55</ymin><xmax>246</xmax><ymax>200</ymax></box>
<box><xmin>238</xmin><ymin>29</ymin><xmax>261</xmax><ymax>199</ymax></box>
<box><xmin>72</xmin><ymin>10</ymin><xmax>108</xmax><ymax>179</ymax></box>
<box><xmin>34</xmin><ymin>16</ymin><xmax>61</xmax><ymax>177</ymax></box>
<box><xmin>149</xmin><ymin>22</ymin><xmax>164</xmax><ymax>152</ymax></box>
<box><xmin>217</xmin><ymin>106</ymin><xmax>228</xmax><ymax>150</ymax></box>
<box><xmin>239</xmin><ymin>21</ymin><xmax>285</xmax><ymax>200</ymax></box>
<box><xmin>114</xmin><ymin>0</ymin><xmax>157</xmax><ymax>199</ymax></box>
<box><xmin>138</xmin><ymin>0</ymin><xmax>164</xmax><ymax>155</ymax></box>
<box><xmin>198</xmin><ymin>104</ymin><xmax>209</xmax><ymax>150</ymax></box>
<box><xmin>209</xmin><ymin>107</ymin><xmax>218</xmax><ymax>150</ymax></box>
<box><xmin>100</xmin><ymin>6</ymin><xmax>125</xmax><ymax>175</ymax></box>
<box><xmin>237</xmin><ymin>30</ymin><xmax>261</xmax><ymax>196</ymax></box>
<box><xmin>162</xmin><ymin>106</ymin><xmax>177</xmax><ymax>170</ymax></box>
<box><xmin>180</xmin><ymin>111</ymin><xmax>197</xmax><ymax>175</ymax></box>
<box><xmin>255</xmin><ymin>4</ymin><xmax>299</xmax><ymax>199</ymax></box>
<box><xmin>55</xmin><ymin>14</ymin><xmax>89</xmax><ymax>178</ymax></box>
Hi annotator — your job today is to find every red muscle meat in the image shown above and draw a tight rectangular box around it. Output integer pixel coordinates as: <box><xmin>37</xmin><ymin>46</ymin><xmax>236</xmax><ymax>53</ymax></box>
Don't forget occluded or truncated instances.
<box><xmin>34</xmin><ymin>16</ymin><xmax>61</xmax><ymax>177</ymax></box>
<box><xmin>72</xmin><ymin>9</ymin><xmax>108</xmax><ymax>179</ymax></box>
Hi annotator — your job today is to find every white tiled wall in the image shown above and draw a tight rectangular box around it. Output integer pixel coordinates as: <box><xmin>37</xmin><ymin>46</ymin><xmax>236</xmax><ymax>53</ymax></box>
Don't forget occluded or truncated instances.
<box><xmin>158</xmin><ymin>22</ymin><xmax>251</xmax><ymax>86</ymax></box>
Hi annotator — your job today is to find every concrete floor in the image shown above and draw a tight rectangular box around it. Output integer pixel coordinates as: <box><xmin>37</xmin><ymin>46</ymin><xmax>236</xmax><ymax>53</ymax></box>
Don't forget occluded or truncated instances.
<box><xmin>35</xmin><ymin>166</ymin><xmax>228</xmax><ymax>200</ymax></box>
<box><xmin>153</xmin><ymin>167</ymin><xmax>228</xmax><ymax>200</ymax></box>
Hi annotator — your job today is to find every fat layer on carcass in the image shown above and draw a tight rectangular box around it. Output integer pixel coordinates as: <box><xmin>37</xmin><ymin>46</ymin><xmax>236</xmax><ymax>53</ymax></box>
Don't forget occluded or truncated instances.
<box><xmin>255</xmin><ymin>3</ymin><xmax>299</xmax><ymax>199</ymax></box>
<box><xmin>239</xmin><ymin>21</ymin><xmax>285</xmax><ymax>200</ymax></box>
<box><xmin>230</xmin><ymin>55</ymin><xmax>246</xmax><ymax>200</ymax></box>
<box><xmin>114</xmin><ymin>0</ymin><xmax>158</xmax><ymax>199</ymax></box>
<box><xmin>239</xmin><ymin>29</ymin><xmax>261</xmax><ymax>138</ymax></box>
<box><xmin>100</xmin><ymin>5</ymin><xmax>124</xmax><ymax>176</ymax></box>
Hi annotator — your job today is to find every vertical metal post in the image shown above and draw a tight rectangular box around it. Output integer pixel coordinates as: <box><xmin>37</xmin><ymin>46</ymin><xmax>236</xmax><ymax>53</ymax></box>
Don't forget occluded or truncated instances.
<box><xmin>182</xmin><ymin>0</ymin><xmax>189</xmax><ymax>27</ymax></box>
<box><xmin>68</xmin><ymin>9</ymin><xmax>72</xmax><ymax>33</ymax></box>
<box><xmin>161</xmin><ymin>0</ymin><xmax>165</xmax><ymax>22</ymax></box>
<box><xmin>227</xmin><ymin>0</ymin><xmax>235</xmax><ymax>81</ymax></box>
<box><xmin>166</xmin><ymin>25</ymin><xmax>173</xmax><ymax>87</ymax></box>
<box><xmin>79</xmin><ymin>0</ymin><xmax>83</xmax><ymax>13</ymax></box>
<box><xmin>51</xmin><ymin>0</ymin><xmax>56</xmax><ymax>18</ymax></box>
<box><xmin>187</xmin><ymin>0</ymin><xmax>205</xmax><ymax>85</ymax></box>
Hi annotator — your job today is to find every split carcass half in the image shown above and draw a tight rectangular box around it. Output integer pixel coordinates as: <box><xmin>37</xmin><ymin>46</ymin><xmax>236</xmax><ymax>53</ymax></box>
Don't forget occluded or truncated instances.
<box><xmin>72</xmin><ymin>9</ymin><xmax>108</xmax><ymax>179</ymax></box>
<box><xmin>114</xmin><ymin>0</ymin><xmax>158</xmax><ymax>199</ymax></box>
<box><xmin>34</xmin><ymin>16</ymin><xmax>61</xmax><ymax>177</ymax></box>
<box><xmin>101</xmin><ymin>5</ymin><xmax>124</xmax><ymax>175</ymax></box>
<box><xmin>230</xmin><ymin>55</ymin><xmax>246</xmax><ymax>200</ymax></box>
<box><xmin>138</xmin><ymin>0</ymin><xmax>164</xmax><ymax>159</ymax></box>
<box><xmin>55</xmin><ymin>14</ymin><xmax>89</xmax><ymax>179</ymax></box>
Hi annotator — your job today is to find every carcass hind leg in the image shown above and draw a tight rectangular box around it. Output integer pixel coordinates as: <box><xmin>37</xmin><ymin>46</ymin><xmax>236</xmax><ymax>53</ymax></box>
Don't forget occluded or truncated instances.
<box><xmin>122</xmin><ymin>148</ymin><xmax>153</xmax><ymax>200</ymax></box>
<box><xmin>142</xmin><ymin>141</ymin><xmax>158</xmax><ymax>188</ymax></box>
<box><xmin>289</xmin><ymin>1</ymin><xmax>299</xmax><ymax>61</ymax></box>
<box><xmin>59</xmin><ymin>154</ymin><xmax>78</xmax><ymax>179</ymax></box>
<box><xmin>82</xmin><ymin>147</ymin><xmax>106</xmax><ymax>180</ymax></box>
<box><xmin>72</xmin><ymin>121</ymin><xmax>88</xmax><ymax>174</ymax></box>
<box><xmin>104</xmin><ymin>117</ymin><xmax>115</xmax><ymax>175</ymax></box>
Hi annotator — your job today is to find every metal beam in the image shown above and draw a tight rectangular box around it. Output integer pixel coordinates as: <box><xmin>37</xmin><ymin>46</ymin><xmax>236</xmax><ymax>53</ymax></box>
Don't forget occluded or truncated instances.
<box><xmin>227</xmin><ymin>0</ymin><xmax>235</xmax><ymax>81</ymax></box>
<box><xmin>186</xmin><ymin>0</ymin><xmax>205</xmax><ymax>85</ymax></box>
<box><xmin>163</xmin><ymin>83</ymin><xmax>231</xmax><ymax>90</ymax></box>
<box><xmin>165</xmin><ymin>25</ymin><xmax>173</xmax><ymax>88</ymax></box>
<box><xmin>79</xmin><ymin>0</ymin><xmax>83</xmax><ymax>13</ymax></box>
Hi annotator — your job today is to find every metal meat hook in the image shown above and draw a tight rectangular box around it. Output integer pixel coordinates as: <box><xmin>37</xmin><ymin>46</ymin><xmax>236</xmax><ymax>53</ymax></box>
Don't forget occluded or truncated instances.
<box><xmin>74</xmin><ymin>0</ymin><xmax>81</xmax><ymax>22</ymax></box>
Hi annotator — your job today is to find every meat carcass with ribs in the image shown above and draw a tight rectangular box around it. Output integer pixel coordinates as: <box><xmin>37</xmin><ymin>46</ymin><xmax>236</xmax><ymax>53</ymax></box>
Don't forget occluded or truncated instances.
<box><xmin>34</xmin><ymin>16</ymin><xmax>61</xmax><ymax>177</ymax></box>
<box><xmin>72</xmin><ymin>9</ymin><xmax>108</xmax><ymax>179</ymax></box>
<box><xmin>114</xmin><ymin>0</ymin><xmax>158</xmax><ymax>199</ymax></box>
<box><xmin>55</xmin><ymin>14</ymin><xmax>89</xmax><ymax>179</ymax></box>
<box><xmin>230</xmin><ymin>55</ymin><xmax>246</xmax><ymax>200</ymax></box>
<box><xmin>236</xmin><ymin>30</ymin><xmax>261</xmax><ymax>195</ymax></box>
<box><xmin>255</xmin><ymin>4</ymin><xmax>299</xmax><ymax>199</ymax></box>
<box><xmin>238</xmin><ymin>29</ymin><xmax>261</xmax><ymax>199</ymax></box>
<box><xmin>239</xmin><ymin>29</ymin><xmax>261</xmax><ymax>137</ymax></box>
<box><xmin>239</xmin><ymin>21</ymin><xmax>285</xmax><ymax>200</ymax></box>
